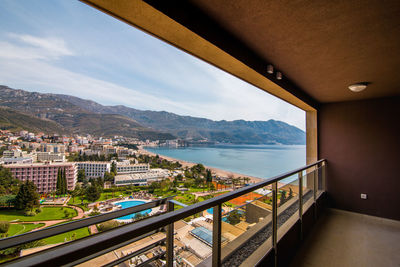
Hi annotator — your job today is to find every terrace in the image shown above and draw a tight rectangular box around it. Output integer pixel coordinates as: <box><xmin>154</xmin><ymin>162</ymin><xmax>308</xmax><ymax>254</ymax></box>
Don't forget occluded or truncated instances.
<box><xmin>1</xmin><ymin>0</ymin><xmax>399</xmax><ymax>266</ymax></box>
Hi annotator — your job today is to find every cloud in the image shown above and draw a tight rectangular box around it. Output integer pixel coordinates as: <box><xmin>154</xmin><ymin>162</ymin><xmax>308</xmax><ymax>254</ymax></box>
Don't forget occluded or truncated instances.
<box><xmin>0</xmin><ymin>33</ymin><xmax>74</xmax><ymax>60</ymax></box>
<box><xmin>0</xmin><ymin>32</ymin><xmax>305</xmax><ymax>130</ymax></box>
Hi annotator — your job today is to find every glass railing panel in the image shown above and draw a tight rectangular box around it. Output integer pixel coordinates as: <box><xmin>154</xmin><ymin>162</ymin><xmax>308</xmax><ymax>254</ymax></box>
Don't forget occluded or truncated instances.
<box><xmin>277</xmin><ymin>173</ymin><xmax>300</xmax><ymax>240</ymax></box>
<box><xmin>317</xmin><ymin>165</ymin><xmax>325</xmax><ymax>197</ymax></box>
<box><xmin>220</xmin><ymin>186</ymin><xmax>273</xmax><ymax>266</ymax></box>
<box><xmin>303</xmin><ymin>169</ymin><xmax>316</xmax><ymax>212</ymax></box>
<box><xmin>173</xmin><ymin>208</ymin><xmax>212</xmax><ymax>266</ymax></box>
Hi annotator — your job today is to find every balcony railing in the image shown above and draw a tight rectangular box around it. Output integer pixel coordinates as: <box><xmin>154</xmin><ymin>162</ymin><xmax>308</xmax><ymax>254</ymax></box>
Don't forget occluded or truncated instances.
<box><xmin>0</xmin><ymin>159</ymin><xmax>326</xmax><ymax>267</ymax></box>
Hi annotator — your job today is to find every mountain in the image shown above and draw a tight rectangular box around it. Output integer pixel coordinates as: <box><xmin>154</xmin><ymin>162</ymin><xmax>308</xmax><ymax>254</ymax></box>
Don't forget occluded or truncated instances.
<box><xmin>57</xmin><ymin>94</ymin><xmax>306</xmax><ymax>145</ymax></box>
<box><xmin>0</xmin><ymin>107</ymin><xmax>67</xmax><ymax>134</ymax></box>
<box><xmin>0</xmin><ymin>85</ymin><xmax>174</xmax><ymax>140</ymax></box>
<box><xmin>0</xmin><ymin>85</ymin><xmax>305</xmax><ymax>144</ymax></box>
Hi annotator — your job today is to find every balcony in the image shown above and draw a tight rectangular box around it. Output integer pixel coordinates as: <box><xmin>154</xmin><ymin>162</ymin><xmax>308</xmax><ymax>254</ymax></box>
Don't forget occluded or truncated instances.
<box><xmin>0</xmin><ymin>160</ymin><xmax>327</xmax><ymax>266</ymax></box>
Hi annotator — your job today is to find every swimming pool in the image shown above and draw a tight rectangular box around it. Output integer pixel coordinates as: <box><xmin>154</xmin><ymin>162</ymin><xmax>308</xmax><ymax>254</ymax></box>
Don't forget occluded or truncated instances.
<box><xmin>115</xmin><ymin>200</ymin><xmax>152</xmax><ymax>220</ymax></box>
<box><xmin>206</xmin><ymin>207</ymin><xmax>225</xmax><ymax>215</ymax></box>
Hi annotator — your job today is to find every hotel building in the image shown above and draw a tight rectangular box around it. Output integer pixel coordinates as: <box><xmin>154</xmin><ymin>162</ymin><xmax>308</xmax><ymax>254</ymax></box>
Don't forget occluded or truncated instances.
<box><xmin>4</xmin><ymin>162</ymin><xmax>77</xmax><ymax>193</ymax></box>
<box><xmin>76</xmin><ymin>162</ymin><xmax>111</xmax><ymax>178</ymax></box>
<box><xmin>35</xmin><ymin>152</ymin><xmax>66</xmax><ymax>162</ymax></box>
<box><xmin>116</xmin><ymin>162</ymin><xmax>150</xmax><ymax>174</ymax></box>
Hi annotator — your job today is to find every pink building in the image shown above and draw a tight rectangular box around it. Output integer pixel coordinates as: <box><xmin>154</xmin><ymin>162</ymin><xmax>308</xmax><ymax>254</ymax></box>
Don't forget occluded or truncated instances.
<box><xmin>4</xmin><ymin>162</ymin><xmax>77</xmax><ymax>193</ymax></box>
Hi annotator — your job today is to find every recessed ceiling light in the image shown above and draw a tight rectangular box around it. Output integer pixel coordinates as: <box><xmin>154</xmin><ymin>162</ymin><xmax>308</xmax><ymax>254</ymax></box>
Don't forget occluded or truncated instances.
<box><xmin>348</xmin><ymin>83</ymin><xmax>368</xmax><ymax>92</ymax></box>
<box><xmin>267</xmin><ymin>65</ymin><xmax>274</xmax><ymax>74</ymax></box>
<box><xmin>276</xmin><ymin>72</ymin><xmax>282</xmax><ymax>80</ymax></box>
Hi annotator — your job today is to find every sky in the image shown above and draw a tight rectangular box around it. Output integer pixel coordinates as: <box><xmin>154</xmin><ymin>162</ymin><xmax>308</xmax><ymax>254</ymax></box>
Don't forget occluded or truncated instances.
<box><xmin>0</xmin><ymin>0</ymin><xmax>305</xmax><ymax>130</ymax></box>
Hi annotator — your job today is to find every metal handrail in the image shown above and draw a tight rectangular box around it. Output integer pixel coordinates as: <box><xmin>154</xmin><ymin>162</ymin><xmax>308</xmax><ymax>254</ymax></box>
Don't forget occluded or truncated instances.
<box><xmin>2</xmin><ymin>159</ymin><xmax>325</xmax><ymax>267</ymax></box>
<box><xmin>0</xmin><ymin>196</ymin><xmax>172</xmax><ymax>250</ymax></box>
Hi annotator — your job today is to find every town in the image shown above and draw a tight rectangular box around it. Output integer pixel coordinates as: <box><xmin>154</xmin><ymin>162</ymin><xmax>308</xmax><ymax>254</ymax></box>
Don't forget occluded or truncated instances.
<box><xmin>0</xmin><ymin>129</ymin><xmax>297</xmax><ymax>266</ymax></box>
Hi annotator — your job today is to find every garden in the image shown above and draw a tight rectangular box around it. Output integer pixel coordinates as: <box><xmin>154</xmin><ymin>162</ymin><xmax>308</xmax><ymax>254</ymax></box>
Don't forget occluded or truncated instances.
<box><xmin>0</xmin><ymin>206</ymin><xmax>77</xmax><ymax>222</ymax></box>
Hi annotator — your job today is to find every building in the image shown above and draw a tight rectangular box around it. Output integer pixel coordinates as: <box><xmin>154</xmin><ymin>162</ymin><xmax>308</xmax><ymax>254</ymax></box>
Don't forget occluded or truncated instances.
<box><xmin>40</xmin><ymin>143</ymin><xmax>65</xmax><ymax>153</ymax></box>
<box><xmin>2</xmin><ymin>149</ymin><xmax>24</xmax><ymax>158</ymax></box>
<box><xmin>76</xmin><ymin>162</ymin><xmax>111</xmax><ymax>178</ymax></box>
<box><xmin>116</xmin><ymin>162</ymin><xmax>149</xmax><ymax>174</ymax></box>
<box><xmin>36</xmin><ymin>152</ymin><xmax>66</xmax><ymax>162</ymax></box>
<box><xmin>114</xmin><ymin>169</ymin><xmax>169</xmax><ymax>187</ymax></box>
<box><xmin>1</xmin><ymin>157</ymin><xmax>34</xmax><ymax>165</ymax></box>
<box><xmin>3</xmin><ymin>162</ymin><xmax>77</xmax><ymax>193</ymax></box>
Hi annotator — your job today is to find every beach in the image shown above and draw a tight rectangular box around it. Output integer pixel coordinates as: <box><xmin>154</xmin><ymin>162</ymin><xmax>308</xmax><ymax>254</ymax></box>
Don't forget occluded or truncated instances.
<box><xmin>138</xmin><ymin>146</ymin><xmax>263</xmax><ymax>184</ymax></box>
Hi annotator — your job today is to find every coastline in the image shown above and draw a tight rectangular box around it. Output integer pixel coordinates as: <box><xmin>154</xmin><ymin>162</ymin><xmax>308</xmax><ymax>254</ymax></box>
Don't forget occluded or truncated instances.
<box><xmin>138</xmin><ymin>146</ymin><xmax>263</xmax><ymax>184</ymax></box>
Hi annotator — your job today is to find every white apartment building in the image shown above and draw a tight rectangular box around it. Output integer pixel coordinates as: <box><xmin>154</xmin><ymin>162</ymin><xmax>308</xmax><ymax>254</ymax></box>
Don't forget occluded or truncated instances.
<box><xmin>36</xmin><ymin>152</ymin><xmax>66</xmax><ymax>162</ymax></box>
<box><xmin>114</xmin><ymin>168</ymin><xmax>169</xmax><ymax>187</ymax></box>
<box><xmin>76</xmin><ymin>162</ymin><xmax>111</xmax><ymax>178</ymax></box>
<box><xmin>3</xmin><ymin>149</ymin><xmax>24</xmax><ymax>158</ymax></box>
<box><xmin>116</xmin><ymin>162</ymin><xmax>150</xmax><ymax>174</ymax></box>
<box><xmin>1</xmin><ymin>157</ymin><xmax>34</xmax><ymax>165</ymax></box>
<box><xmin>40</xmin><ymin>143</ymin><xmax>65</xmax><ymax>153</ymax></box>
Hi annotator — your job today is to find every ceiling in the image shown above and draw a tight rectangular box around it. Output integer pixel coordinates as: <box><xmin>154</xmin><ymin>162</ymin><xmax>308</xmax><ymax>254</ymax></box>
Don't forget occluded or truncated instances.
<box><xmin>155</xmin><ymin>0</ymin><xmax>400</xmax><ymax>103</ymax></box>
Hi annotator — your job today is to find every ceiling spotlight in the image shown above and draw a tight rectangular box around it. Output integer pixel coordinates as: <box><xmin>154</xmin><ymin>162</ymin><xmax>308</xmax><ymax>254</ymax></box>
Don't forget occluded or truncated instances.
<box><xmin>276</xmin><ymin>72</ymin><xmax>282</xmax><ymax>80</ymax></box>
<box><xmin>348</xmin><ymin>82</ymin><xmax>368</xmax><ymax>92</ymax></box>
<box><xmin>267</xmin><ymin>65</ymin><xmax>274</xmax><ymax>74</ymax></box>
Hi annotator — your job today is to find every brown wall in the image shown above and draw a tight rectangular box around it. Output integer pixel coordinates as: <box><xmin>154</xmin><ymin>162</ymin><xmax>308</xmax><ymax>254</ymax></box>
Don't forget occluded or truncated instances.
<box><xmin>319</xmin><ymin>96</ymin><xmax>400</xmax><ymax>220</ymax></box>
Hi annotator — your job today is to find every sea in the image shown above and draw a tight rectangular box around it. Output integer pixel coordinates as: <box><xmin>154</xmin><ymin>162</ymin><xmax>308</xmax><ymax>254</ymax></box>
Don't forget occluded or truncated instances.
<box><xmin>145</xmin><ymin>144</ymin><xmax>306</xmax><ymax>183</ymax></box>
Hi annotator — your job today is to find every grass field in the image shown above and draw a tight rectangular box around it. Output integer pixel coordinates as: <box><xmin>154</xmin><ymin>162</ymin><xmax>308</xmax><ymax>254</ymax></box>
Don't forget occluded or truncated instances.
<box><xmin>0</xmin><ymin>207</ymin><xmax>77</xmax><ymax>222</ymax></box>
<box><xmin>42</xmin><ymin>227</ymin><xmax>91</xmax><ymax>244</ymax></box>
<box><xmin>67</xmin><ymin>191</ymin><xmax>131</xmax><ymax>206</ymax></box>
<box><xmin>6</xmin><ymin>223</ymin><xmax>45</xmax><ymax>236</ymax></box>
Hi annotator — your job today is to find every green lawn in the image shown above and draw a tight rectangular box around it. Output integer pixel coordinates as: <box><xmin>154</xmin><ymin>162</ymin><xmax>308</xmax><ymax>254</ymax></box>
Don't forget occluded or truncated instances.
<box><xmin>6</xmin><ymin>223</ymin><xmax>45</xmax><ymax>236</ymax></box>
<box><xmin>0</xmin><ymin>207</ymin><xmax>77</xmax><ymax>222</ymax></box>
<box><xmin>67</xmin><ymin>191</ymin><xmax>131</xmax><ymax>206</ymax></box>
<box><xmin>41</xmin><ymin>227</ymin><xmax>91</xmax><ymax>244</ymax></box>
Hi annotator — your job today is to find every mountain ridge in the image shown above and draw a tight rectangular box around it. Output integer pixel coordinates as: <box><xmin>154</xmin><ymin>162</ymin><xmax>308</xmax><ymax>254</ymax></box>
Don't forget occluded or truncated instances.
<box><xmin>0</xmin><ymin>85</ymin><xmax>305</xmax><ymax>144</ymax></box>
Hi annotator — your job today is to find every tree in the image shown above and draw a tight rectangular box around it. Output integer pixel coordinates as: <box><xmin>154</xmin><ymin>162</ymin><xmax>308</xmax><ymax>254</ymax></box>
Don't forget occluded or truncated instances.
<box><xmin>206</xmin><ymin>169</ymin><xmax>212</xmax><ymax>183</ymax></box>
<box><xmin>71</xmin><ymin>184</ymin><xmax>81</xmax><ymax>203</ymax></box>
<box><xmin>0</xmin><ymin>195</ymin><xmax>16</xmax><ymax>207</ymax></box>
<box><xmin>77</xmin><ymin>169</ymin><xmax>86</xmax><ymax>183</ymax></box>
<box><xmin>103</xmin><ymin>171</ymin><xmax>115</xmax><ymax>182</ymax></box>
<box><xmin>0</xmin><ymin>166</ymin><xmax>20</xmax><ymax>195</ymax></box>
<box><xmin>0</xmin><ymin>221</ymin><xmax>10</xmax><ymax>236</ymax></box>
<box><xmin>85</xmin><ymin>185</ymin><xmax>100</xmax><ymax>203</ymax></box>
<box><xmin>210</xmin><ymin>183</ymin><xmax>216</xmax><ymax>192</ymax></box>
<box><xmin>225</xmin><ymin>210</ymin><xmax>242</xmax><ymax>225</ymax></box>
<box><xmin>176</xmin><ymin>174</ymin><xmax>183</xmax><ymax>181</ymax></box>
<box><xmin>56</xmin><ymin>168</ymin><xmax>62</xmax><ymax>195</ymax></box>
<box><xmin>280</xmin><ymin>190</ymin><xmax>287</xmax><ymax>206</ymax></box>
<box><xmin>15</xmin><ymin>181</ymin><xmax>39</xmax><ymax>211</ymax></box>
<box><xmin>110</xmin><ymin>161</ymin><xmax>117</xmax><ymax>175</ymax></box>
<box><xmin>288</xmin><ymin>187</ymin><xmax>294</xmax><ymax>200</ymax></box>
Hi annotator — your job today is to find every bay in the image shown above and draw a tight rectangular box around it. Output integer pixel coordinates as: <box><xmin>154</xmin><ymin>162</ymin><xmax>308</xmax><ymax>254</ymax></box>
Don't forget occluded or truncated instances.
<box><xmin>145</xmin><ymin>144</ymin><xmax>306</xmax><ymax>181</ymax></box>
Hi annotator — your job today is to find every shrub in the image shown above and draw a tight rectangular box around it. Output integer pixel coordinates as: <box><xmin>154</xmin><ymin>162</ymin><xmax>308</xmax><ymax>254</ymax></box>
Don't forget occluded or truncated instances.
<box><xmin>0</xmin><ymin>221</ymin><xmax>10</xmax><ymax>234</ymax></box>
<box><xmin>97</xmin><ymin>220</ymin><xmax>122</xmax><ymax>232</ymax></box>
<box><xmin>24</xmin><ymin>210</ymin><xmax>36</xmax><ymax>216</ymax></box>
<box><xmin>35</xmin><ymin>207</ymin><xmax>42</xmax><ymax>213</ymax></box>
<box><xmin>89</xmin><ymin>211</ymin><xmax>101</xmax><ymax>216</ymax></box>
<box><xmin>63</xmin><ymin>209</ymin><xmax>70</xmax><ymax>218</ymax></box>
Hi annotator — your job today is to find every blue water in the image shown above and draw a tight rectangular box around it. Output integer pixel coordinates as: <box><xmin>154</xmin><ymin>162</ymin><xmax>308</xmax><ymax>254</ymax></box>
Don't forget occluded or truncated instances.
<box><xmin>116</xmin><ymin>200</ymin><xmax>152</xmax><ymax>220</ymax></box>
<box><xmin>145</xmin><ymin>144</ymin><xmax>305</xmax><ymax>183</ymax></box>
<box><xmin>206</xmin><ymin>208</ymin><xmax>225</xmax><ymax>214</ymax></box>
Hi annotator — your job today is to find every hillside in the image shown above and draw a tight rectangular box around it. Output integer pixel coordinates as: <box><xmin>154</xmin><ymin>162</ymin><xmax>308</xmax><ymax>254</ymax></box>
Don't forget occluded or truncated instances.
<box><xmin>0</xmin><ymin>86</ymin><xmax>174</xmax><ymax>140</ymax></box>
<box><xmin>58</xmin><ymin>94</ymin><xmax>306</xmax><ymax>145</ymax></box>
<box><xmin>0</xmin><ymin>85</ymin><xmax>305</xmax><ymax>144</ymax></box>
<box><xmin>0</xmin><ymin>107</ymin><xmax>67</xmax><ymax>134</ymax></box>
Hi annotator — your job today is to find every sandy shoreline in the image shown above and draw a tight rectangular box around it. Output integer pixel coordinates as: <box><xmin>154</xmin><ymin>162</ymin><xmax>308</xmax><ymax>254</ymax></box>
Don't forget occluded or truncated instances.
<box><xmin>138</xmin><ymin>146</ymin><xmax>263</xmax><ymax>184</ymax></box>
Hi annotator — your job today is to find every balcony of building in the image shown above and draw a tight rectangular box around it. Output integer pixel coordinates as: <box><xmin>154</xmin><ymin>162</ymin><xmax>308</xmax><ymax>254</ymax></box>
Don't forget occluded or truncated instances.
<box><xmin>1</xmin><ymin>0</ymin><xmax>399</xmax><ymax>266</ymax></box>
